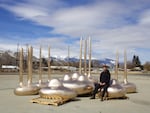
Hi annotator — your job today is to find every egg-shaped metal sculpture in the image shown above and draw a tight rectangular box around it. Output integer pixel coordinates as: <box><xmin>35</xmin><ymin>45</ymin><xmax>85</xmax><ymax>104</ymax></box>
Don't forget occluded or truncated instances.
<box><xmin>107</xmin><ymin>79</ymin><xmax>126</xmax><ymax>98</ymax></box>
<box><xmin>63</xmin><ymin>74</ymin><xmax>94</xmax><ymax>95</ymax></box>
<box><xmin>39</xmin><ymin>79</ymin><xmax>77</xmax><ymax>100</ymax></box>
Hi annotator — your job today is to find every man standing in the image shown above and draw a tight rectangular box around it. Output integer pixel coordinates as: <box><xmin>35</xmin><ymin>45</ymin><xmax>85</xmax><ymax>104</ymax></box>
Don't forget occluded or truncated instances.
<box><xmin>90</xmin><ymin>65</ymin><xmax>111</xmax><ymax>101</ymax></box>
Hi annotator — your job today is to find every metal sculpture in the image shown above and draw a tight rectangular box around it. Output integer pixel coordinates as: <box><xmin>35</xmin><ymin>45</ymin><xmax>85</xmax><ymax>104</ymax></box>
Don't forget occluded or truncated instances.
<box><xmin>115</xmin><ymin>50</ymin><xmax>119</xmax><ymax>80</ymax></box>
<box><xmin>79</xmin><ymin>37</ymin><xmax>94</xmax><ymax>81</ymax></box>
<box><xmin>34</xmin><ymin>46</ymin><xmax>48</xmax><ymax>88</ymax></box>
<box><xmin>14</xmin><ymin>47</ymin><xmax>39</xmax><ymax>96</ymax></box>
<box><xmin>79</xmin><ymin>37</ymin><xmax>83</xmax><ymax>74</ymax></box>
<box><xmin>39</xmin><ymin>79</ymin><xmax>77</xmax><ymax>100</ymax></box>
<box><xmin>121</xmin><ymin>50</ymin><xmax>136</xmax><ymax>93</ymax></box>
<box><xmin>87</xmin><ymin>37</ymin><xmax>96</xmax><ymax>82</ymax></box>
<box><xmin>88</xmin><ymin>36</ymin><xmax>92</xmax><ymax>78</ymax></box>
<box><xmin>63</xmin><ymin>74</ymin><xmax>94</xmax><ymax>95</ymax></box>
<box><xmin>72</xmin><ymin>72</ymin><xmax>80</xmax><ymax>80</ymax></box>
<box><xmin>68</xmin><ymin>45</ymin><xmax>70</xmax><ymax>71</ymax></box>
<box><xmin>107</xmin><ymin>79</ymin><xmax>126</xmax><ymax>98</ymax></box>
<box><xmin>105</xmin><ymin>51</ymin><xmax>126</xmax><ymax>98</ymax></box>
<box><xmin>47</xmin><ymin>46</ymin><xmax>51</xmax><ymax>82</ymax></box>
<box><xmin>77</xmin><ymin>75</ymin><xmax>95</xmax><ymax>93</ymax></box>
<box><xmin>62</xmin><ymin>37</ymin><xmax>95</xmax><ymax>95</ymax></box>
<box><xmin>84</xmin><ymin>39</ymin><xmax>87</xmax><ymax>75</ymax></box>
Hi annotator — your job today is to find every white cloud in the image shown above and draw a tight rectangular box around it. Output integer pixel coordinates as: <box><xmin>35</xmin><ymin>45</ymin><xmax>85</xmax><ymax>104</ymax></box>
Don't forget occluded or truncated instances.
<box><xmin>0</xmin><ymin>3</ymin><xmax>48</xmax><ymax>20</ymax></box>
<box><xmin>0</xmin><ymin>0</ymin><xmax>150</xmax><ymax>63</ymax></box>
<box><xmin>139</xmin><ymin>10</ymin><xmax>150</xmax><ymax>25</ymax></box>
<box><xmin>0</xmin><ymin>36</ymin><xmax>81</xmax><ymax>59</ymax></box>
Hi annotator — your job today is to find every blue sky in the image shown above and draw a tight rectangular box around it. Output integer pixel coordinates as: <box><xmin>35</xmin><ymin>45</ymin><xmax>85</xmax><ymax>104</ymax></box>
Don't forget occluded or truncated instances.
<box><xmin>0</xmin><ymin>0</ymin><xmax>150</xmax><ymax>63</ymax></box>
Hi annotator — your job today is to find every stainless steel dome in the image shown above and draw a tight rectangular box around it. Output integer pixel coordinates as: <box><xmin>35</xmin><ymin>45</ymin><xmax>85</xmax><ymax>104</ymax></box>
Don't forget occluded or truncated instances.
<box><xmin>14</xmin><ymin>47</ymin><xmax>39</xmax><ymax>96</ymax></box>
<box><xmin>63</xmin><ymin>73</ymin><xmax>94</xmax><ymax>95</ymax></box>
<box><xmin>107</xmin><ymin>79</ymin><xmax>126</xmax><ymax>98</ymax></box>
<box><xmin>39</xmin><ymin>79</ymin><xmax>77</xmax><ymax>100</ymax></box>
<box><xmin>121</xmin><ymin>50</ymin><xmax>136</xmax><ymax>93</ymax></box>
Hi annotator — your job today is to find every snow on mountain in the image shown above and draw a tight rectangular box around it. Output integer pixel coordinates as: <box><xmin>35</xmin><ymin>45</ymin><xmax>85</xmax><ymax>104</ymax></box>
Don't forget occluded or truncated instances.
<box><xmin>64</xmin><ymin>57</ymin><xmax>79</xmax><ymax>62</ymax></box>
<box><xmin>0</xmin><ymin>50</ymin><xmax>115</xmax><ymax>66</ymax></box>
<box><xmin>98</xmin><ymin>58</ymin><xmax>115</xmax><ymax>66</ymax></box>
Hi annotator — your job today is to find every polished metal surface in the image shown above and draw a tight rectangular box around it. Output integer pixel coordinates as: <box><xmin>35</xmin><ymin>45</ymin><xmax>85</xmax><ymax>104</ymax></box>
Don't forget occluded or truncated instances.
<box><xmin>67</xmin><ymin>45</ymin><xmax>70</xmax><ymax>71</ymax></box>
<box><xmin>102</xmin><ymin>51</ymin><xmax>126</xmax><ymax>98</ymax></box>
<box><xmin>63</xmin><ymin>73</ymin><xmax>94</xmax><ymax>95</ymax></box>
<box><xmin>78</xmin><ymin>75</ymin><xmax>95</xmax><ymax>93</ymax></box>
<box><xmin>115</xmin><ymin>50</ymin><xmax>119</xmax><ymax>80</ymax></box>
<box><xmin>47</xmin><ymin>46</ymin><xmax>51</xmax><ymax>81</ymax></box>
<box><xmin>33</xmin><ymin>82</ymin><xmax>48</xmax><ymax>88</ymax></box>
<box><xmin>19</xmin><ymin>48</ymin><xmax>23</xmax><ymax>87</ymax></box>
<box><xmin>14</xmin><ymin>85</ymin><xmax>39</xmax><ymax>96</ymax></box>
<box><xmin>88</xmin><ymin>37</ymin><xmax>92</xmax><ymax>77</ymax></box>
<box><xmin>121</xmin><ymin>50</ymin><xmax>136</xmax><ymax>93</ymax></box>
<box><xmin>107</xmin><ymin>79</ymin><xmax>126</xmax><ymax>98</ymax></box>
<box><xmin>84</xmin><ymin>39</ymin><xmax>87</xmax><ymax>75</ymax></box>
<box><xmin>79</xmin><ymin>37</ymin><xmax>83</xmax><ymax>74</ymax></box>
<box><xmin>121</xmin><ymin>82</ymin><xmax>136</xmax><ymax>93</ymax></box>
<box><xmin>14</xmin><ymin>46</ymin><xmax>39</xmax><ymax>96</ymax></box>
<box><xmin>39</xmin><ymin>79</ymin><xmax>77</xmax><ymax>99</ymax></box>
<box><xmin>38</xmin><ymin>46</ymin><xmax>42</xmax><ymax>86</ymax></box>
<box><xmin>87</xmin><ymin>76</ymin><xmax>98</xmax><ymax>83</ymax></box>
<box><xmin>64</xmin><ymin>74</ymin><xmax>72</xmax><ymax>81</ymax></box>
<box><xmin>72</xmin><ymin>72</ymin><xmax>80</xmax><ymax>80</ymax></box>
<box><xmin>34</xmin><ymin>46</ymin><xmax>49</xmax><ymax>88</ymax></box>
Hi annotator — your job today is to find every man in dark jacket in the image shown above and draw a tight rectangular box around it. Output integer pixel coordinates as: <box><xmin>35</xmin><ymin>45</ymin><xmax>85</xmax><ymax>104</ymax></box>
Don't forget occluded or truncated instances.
<box><xmin>90</xmin><ymin>65</ymin><xmax>111</xmax><ymax>101</ymax></box>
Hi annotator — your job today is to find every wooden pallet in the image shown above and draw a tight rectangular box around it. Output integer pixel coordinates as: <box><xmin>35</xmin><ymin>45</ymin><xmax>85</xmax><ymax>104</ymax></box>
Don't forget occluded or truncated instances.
<box><xmin>30</xmin><ymin>96</ymin><xmax>70</xmax><ymax>106</ymax></box>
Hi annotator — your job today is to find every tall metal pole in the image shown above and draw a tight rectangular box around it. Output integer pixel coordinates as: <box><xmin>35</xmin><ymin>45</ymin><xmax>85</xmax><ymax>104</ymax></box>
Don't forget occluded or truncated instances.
<box><xmin>27</xmin><ymin>46</ymin><xmax>33</xmax><ymax>86</ymax></box>
<box><xmin>30</xmin><ymin>46</ymin><xmax>33</xmax><ymax>84</ymax></box>
<box><xmin>68</xmin><ymin>45</ymin><xmax>70</xmax><ymax>71</ymax></box>
<box><xmin>124</xmin><ymin>49</ymin><xmax>128</xmax><ymax>84</ymax></box>
<box><xmin>115</xmin><ymin>50</ymin><xmax>119</xmax><ymax>80</ymax></box>
<box><xmin>26</xmin><ymin>44</ymin><xmax>28</xmax><ymax>71</ymax></box>
<box><xmin>39</xmin><ymin>46</ymin><xmax>42</xmax><ymax>84</ymax></box>
<box><xmin>27</xmin><ymin>46</ymin><xmax>30</xmax><ymax>85</ymax></box>
<box><xmin>16</xmin><ymin>43</ymin><xmax>19</xmax><ymax>67</ymax></box>
<box><xmin>88</xmin><ymin>37</ymin><xmax>92</xmax><ymax>77</ymax></box>
<box><xmin>79</xmin><ymin>37</ymin><xmax>83</xmax><ymax>74</ymax></box>
<box><xmin>47</xmin><ymin>46</ymin><xmax>51</xmax><ymax>82</ymax></box>
<box><xmin>84</xmin><ymin>39</ymin><xmax>87</xmax><ymax>75</ymax></box>
<box><xmin>19</xmin><ymin>48</ymin><xmax>23</xmax><ymax>87</ymax></box>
